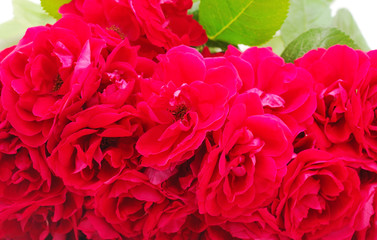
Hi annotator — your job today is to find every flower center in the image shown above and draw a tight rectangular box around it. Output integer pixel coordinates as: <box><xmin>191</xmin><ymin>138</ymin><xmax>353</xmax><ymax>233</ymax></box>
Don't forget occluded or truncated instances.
<box><xmin>107</xmin><ymin>25</ymin><xmax>125</xmax><ymax>39</ymax></box>
<box><xmin>170</xmin><ymin>104</ymin><xmax>188</xmax><ymax>121</ymax></box>
<box><xmin>52</xmin><ymin>74</ymin><xmax>63</xmax><ymax>92</ymax></box>
<box><xmin>100</xmin><ymin>137</ymin><xmax>118</xmax><ymax>151</ymax></box>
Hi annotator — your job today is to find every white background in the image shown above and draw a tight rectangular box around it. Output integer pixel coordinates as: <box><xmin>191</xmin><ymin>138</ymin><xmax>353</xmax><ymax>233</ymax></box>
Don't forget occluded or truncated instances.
<box><xmin>0</xmin><ymin>0</ymin><xmax>377</xmax><ymax>49</ymax></box>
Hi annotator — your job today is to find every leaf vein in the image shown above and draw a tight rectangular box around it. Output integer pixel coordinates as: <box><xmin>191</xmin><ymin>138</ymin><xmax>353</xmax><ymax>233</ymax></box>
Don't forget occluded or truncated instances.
<box><xmin>209</xmin><ymin>0</ymin><xmax>255</xmax><ymax>39</ymax></box>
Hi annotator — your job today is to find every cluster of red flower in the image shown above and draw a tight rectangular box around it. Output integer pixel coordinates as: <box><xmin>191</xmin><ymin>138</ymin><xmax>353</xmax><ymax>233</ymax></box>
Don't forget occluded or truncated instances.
<box><xmin>1</xmin><ymin>0</ymin><xmax>377</xmax><ymax>239</ymax></box>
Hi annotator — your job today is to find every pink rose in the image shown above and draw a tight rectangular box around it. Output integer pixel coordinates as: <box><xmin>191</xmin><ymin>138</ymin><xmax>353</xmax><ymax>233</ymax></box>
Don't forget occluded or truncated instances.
<box><xmin>197</xmin><ymin>92</ymin><xmax>293</xmax><ymax>221</ymax></box>
<box><xmin>136</xmin><ymin>45</ymin><xmax>238</xmax><ymax>169</ymax></box>
<box><xmin>273</xmin><ymin>149</ymin><xmax>363</xmax><ymax>239</ymax></box>
<box><xmin>0</xmin><ymin>16</ymin><xmax>106</xmax><ymax>147</ymax></box>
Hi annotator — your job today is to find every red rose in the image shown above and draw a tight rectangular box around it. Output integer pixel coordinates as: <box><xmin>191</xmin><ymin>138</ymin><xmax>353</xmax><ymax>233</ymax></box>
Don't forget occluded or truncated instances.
<box><xmin>0</xmin><ymin>97</ymin><xmax>20</xmax><ymax>154</ymax></box>
<box><xmin>295</xmin><ymin>45</ymin><xmax>370</xmax><ymax>155</ymax></box>
<box><xmin>225</xmin><ymin>46</ymin><xmax>317</xmax><ymax>136</ymax></box>
<box><xmin>354</xmin><ymin>182</ymin><xmax>377</xmax><ymax>239</ymax></box>
<box><xmin>94</xmin><ymin>170</ymin><xmax>167</xmax><ymax>238</ymax></box>
<box><xmin>0</xmin><ymin>16</ymin><xmax>106</xmax><ymax>147</ymax></box>
<box><xmin>47</xmin><ymin>105</ymin><xmax>145</xmax><ymax>194</ymax></box>
<box><xmin>197</xmin><ymin>92</ymin><xmax>293</xmax><ymax>222</ymax></box>
<box><xmin>78</xmin><ymin>210</ymin><xmax>122</xmax><ymax>240</ymax></box>
<box><xmin>61</xmin><ymin>0</ymin><xmax>140</xmax><ymax>41</ymax></box>
<box><xmin>273</xmin><ymin>149</ymin><xmax>363</xmax><ymax>239</ymax></box>
<box><xmin>216</xmin><ymin>209</ymin><xmax>282</xmax><ymax>239</ymax></box>
<box><xmin>83</xmin><ymin>38</ymin><xmax>155</xmax><ymax>109</ymax></box>
<box><xmin>0</xmin><ymin>145</ymin><xmax>51</xmax><ymax>204</ymax></box>
<box><xmin>351</xmin><ymin>50</ymin><xmax>377</xmax><ymax>158</ymax></box>
<box><xmin>136</xmin><ymin>45</ymin><xmax>238</xmax><ymax>169</ymax></box>
<box><xmin>0</xmin><ymin>179</ymin><xmax>83</xmax><ymax>240</ymax></box>
<box><xmin>344</xmin><ymin>158</ymin><xmax>377</xmax><ymax>239</ymax></box>
<box><xmin>60</xmin><ymin>0</ymin><xmax>207</xmax><ymax>56</ymax></box>
<box><xmin>160</xmin><ymin>0</ymin><xmax>208</xmax><ymax>46</ymax></box>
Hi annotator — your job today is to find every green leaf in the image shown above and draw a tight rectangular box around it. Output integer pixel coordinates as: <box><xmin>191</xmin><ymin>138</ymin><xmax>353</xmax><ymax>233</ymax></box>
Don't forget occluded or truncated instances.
<box><xmin>199</xmin><ymin>0</ymin><xmax>289</xmax><ymax>46</ymax></box>
<box><xmin>280</xmin><ymin>0</ymin><xmax>332</xmax><ymax>46</ymax></box>
<box><xmin>332</xmin><ymin>8</ymin><xmax>369</xmax><ymax>51</ymax></box>
<box><xmin>281</xmin><ymin>27</ymin><xmax>359</xmax><ymax>63</ymax></box>
<box><xmin>41</xmin><ymin>0</ymin><xmax>70</xmax><ymax>20</ymax></box>
<box><xmin>206</xmin><ymin>39</ymin><xmax>230</xmax><ymax>51</ymax></box>
<box><xmin>0</xmin><ymin>0</ymin><xmax>55</xmax><ymax>50</ymax></box>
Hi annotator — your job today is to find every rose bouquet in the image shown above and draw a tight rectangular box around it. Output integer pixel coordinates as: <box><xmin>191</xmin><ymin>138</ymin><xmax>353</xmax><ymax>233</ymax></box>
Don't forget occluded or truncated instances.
<box><xmin>0</xmin><ymin>0</ymin><xmax>377</xmax><ymax>239</ymax></box>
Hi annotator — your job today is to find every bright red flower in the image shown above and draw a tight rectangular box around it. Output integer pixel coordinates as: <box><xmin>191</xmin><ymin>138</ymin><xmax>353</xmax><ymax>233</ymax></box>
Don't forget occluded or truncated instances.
<box><xmin>295</xmin><ymin>45</ymin><xmax>370</xmax><ymax>155</ymax></box>
<box><xmin>197</xmin><ymin>92</ymin><xmax>293</xmax><ymax>221</ymax></box>
<box><xmin>0</xmin><ymin>145</ymin><xmax>50</xmax><ymax>203</ymax></box>
<box><xmin>273</xmin><ymin>149</ymin><xmax>363</xmax><ymax>239</ymax></box>
<box><xmin>60</xmin><ymin>0</ymin><xmax>207</xmax><ymax>57</ymax></box>
<box><xmin>136</xmin><ymin>45</ymin><xmax>238</xmax><ymax>169</ymax></box>
<box><xmin>345</xmin><ymin>158</ymin><xmax>377</xmax><ymax>239</ymax></box>
<box><xmin>0</xmin><ymin>179</ymin><xmax>83</xmax><ymax>240</ymax></box>
<box><xmin>47</xmin><ymin>105</ymin><xmax>145</xmax><ymax>194</ymax></box>
<box><xmin>352</xmin><ymin>50</ymin><xmax>377</xmax><ymax>159</ymax></box>
<box><xmin>93</xmin><ymin>170</ymin><xmax>167</xmax><ymax>238</ymax></box>
<box><xmin>225</xmin><ymin>46</ymin><xmax>317</xmax><ymax>136</ymax></box>
<box><xmin>0</xmin><ymin>16</ymin><xmax>106</xmax><ymax>147</ymax></box>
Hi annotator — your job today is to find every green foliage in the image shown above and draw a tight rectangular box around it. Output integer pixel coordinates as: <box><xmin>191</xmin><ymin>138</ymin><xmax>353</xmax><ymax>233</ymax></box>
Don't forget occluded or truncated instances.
<box><xmin>281</xmin><ymin>27</ymin><xmax>358</xmax><ymax>63</ymax></box>
<box><xmin>188</xmin><ymin>1</ymin><xmax>200</xmax><ymax>21</ymax></box>
<box><xmin>280</xmin><ymin>0</ymin><xmax>332</xmax><ymax>46</ymax></box>
<box><xmin>332</xmin><ymin>8</ymin><xmax>369</xmax><ymax>51</ymax></box>
<box><xmin>0</xmin><ymin>0</ymin><xmax>55</xmax><ymax>50</ymax></box>
<box><xmin>199</xmin><ymin>0</ymin><xmax>289</xmax><ymax>46</ymax></box>
<box><xmin>41</xmin><ymin>0</ymin><xmax>70</xmax><ymax>20</ymax></box>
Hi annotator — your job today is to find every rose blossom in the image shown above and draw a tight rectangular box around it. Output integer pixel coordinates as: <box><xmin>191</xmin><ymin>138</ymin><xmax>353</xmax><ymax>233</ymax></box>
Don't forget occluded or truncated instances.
<box><xmin>136</xmin><ymin>45</ymin><xmax>238</xmax><ymax>169</ymax></box>
<box><xmin>0</xmin><ymin>145</ymin><xmax>50</xmax><ymax>204</ymax></box>
<box><xmin>0</xmin><ymin>141</ymin><xmax>76</xmax><ymax>239</ymax></box>
<box><xmin>0</xmin><ymin>176</ymin><xmax>83</xmax><ymax>240</ymax></box>
<box><xmin>294</xmin><ymin>45</ymin><xmax>371</xmax><ymax>155</ymax></box>
<box><xmin>273</xmin><ymin>149</ymin><xmax>363</xmax><ymax>239</ymax></box>
<box><xmin>160</xmin><ymin>209</ymin><xmax>281</xmax><ymax>240</ymax></box>
<box><xmin>224</xmin><ymin>46</ymin><xmax>317</xmax><ymax>136</ymax></box>
<box><xmin>351</xmin><ymin>49</ymin><xmax>377</xmax><ymax>159</ymax></box>
<box><xmin>197</xmin><ymin>92</ymin><xmax>293</xmax><ymax>223</ymax></box>
<box><xmin>0</xmin><ymin>96</ymin><xmax>20</xmax><ymax>154</ymax></box>
<box><xmin>78</xmin><ymin>210</ymin><xmax>122</xmax><ymax>240</ymax></box>
<box><xmin>79</xmin><ymin>36</ymin><xmax>157</xmax><ymax>111</ymax></box>
<box><xmin>60</xmin><ymin>0</ymin><xmax>207</xmax><ymax>57</ymax></box>
<box><xmin>93</xmin><ymin>169</ymin><xmax>167</xmax><ymax>238</ymax></box>
<box><xmin>344</xmin><ymin>158</ymin><xmax>377</xmax><ymax>239</ymax></box>
<box><xmin>215</xmin><ymin>209</ymin><xmax>282</xmax><ymax>239</ymax></box>
<box><xmin>0</xmin><ymin>16</ymin><xmax>106</xmax><ymax>147</ymax></box>
<box><xmin>47</xmin><ymin>104</ymin><xmax>145</xmax><ymax>194</ymax></box>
